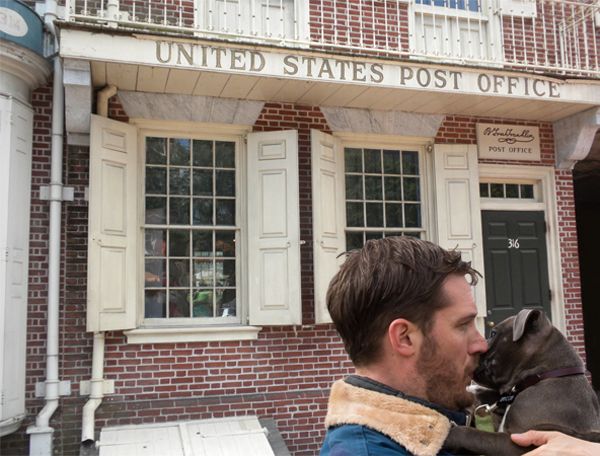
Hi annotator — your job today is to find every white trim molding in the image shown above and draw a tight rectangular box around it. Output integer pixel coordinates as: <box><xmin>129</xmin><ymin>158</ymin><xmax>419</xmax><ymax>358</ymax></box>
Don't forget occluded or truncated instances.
<box><xmin>124</xmin><ymin>326</ymin><xmax>262</xmax><ymax>343</ymax></box>
<box><xmin>478</xmin><ymin>164</ymin><xmax>565</xmax><ymax>334</ymax></box>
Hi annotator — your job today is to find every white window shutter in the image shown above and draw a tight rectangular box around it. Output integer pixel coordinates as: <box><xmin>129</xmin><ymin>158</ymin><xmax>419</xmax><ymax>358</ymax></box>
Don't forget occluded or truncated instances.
<box><xmin>247</xmin><ymin>130</ymin><xmax>301</xmax><ymax>326</ymax></box>
<box><xmin>88</xmin><ymin>115</ymin><xmax>138</xmax><ymax>332</ymax></box>
<box><xmin>433</xmin><ymin>144</ymin><xmax>486</xmax><ymax>316</ymax></box>
<box><xmin>0</xmin><ymin>96</ymin><xmax>33</xmax><ymax>423</ymax></box>
<box><xmin>311</xmin><ymin>130</ymin><xmax>346</xmax><ymax>324</ymax></box>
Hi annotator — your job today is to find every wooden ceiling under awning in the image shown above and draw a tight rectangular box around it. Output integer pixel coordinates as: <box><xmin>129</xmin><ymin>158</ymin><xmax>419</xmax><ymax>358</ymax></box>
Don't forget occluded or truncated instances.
<box><xmin>90</xmin><ymin>61</ymin><xmax>591</xmax><ymax>123</ymax></box>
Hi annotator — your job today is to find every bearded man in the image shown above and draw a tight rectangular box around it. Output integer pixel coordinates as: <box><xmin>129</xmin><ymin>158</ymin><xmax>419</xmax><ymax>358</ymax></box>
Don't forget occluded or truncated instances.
<box><xmin>320</xmin><ymin>236</ymin><xmax>488</xmax><ymax>456</ymax></box>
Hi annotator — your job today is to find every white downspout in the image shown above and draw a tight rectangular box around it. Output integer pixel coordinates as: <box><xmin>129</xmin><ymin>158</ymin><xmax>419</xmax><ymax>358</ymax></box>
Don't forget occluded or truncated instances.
<box><xmin>26</xmin><ymin>1</ymin><xmax>64</xmax><ymax>455</ymax></box>
<box><xmin>81</xmin><ymin>332</ymin><xmax>105</xmax><ymax>444</ymax></box>
<box><xmin>79</xmin><ymin>84</ymin><xmax>116</xmax><ymax>446</ymax></box>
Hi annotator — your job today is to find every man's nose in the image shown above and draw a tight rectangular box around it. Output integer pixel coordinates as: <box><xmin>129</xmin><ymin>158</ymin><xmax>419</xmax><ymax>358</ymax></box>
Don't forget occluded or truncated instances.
<box><xmin>470</xmin><ymin>330</ymin><xmax>488</xmax><ymax>355</ymax></box>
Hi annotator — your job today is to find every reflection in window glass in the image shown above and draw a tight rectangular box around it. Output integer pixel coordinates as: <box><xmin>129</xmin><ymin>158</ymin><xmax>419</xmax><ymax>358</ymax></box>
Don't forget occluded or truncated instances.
<box><xmin>144</xmin><ymin>137</ymin><xmax>237</xmax><ymax>321</ymax></box>
<box><xmin>344</xmin><ymin>147</ymin><xmax>423</xmax><ymax>249</ymax></box>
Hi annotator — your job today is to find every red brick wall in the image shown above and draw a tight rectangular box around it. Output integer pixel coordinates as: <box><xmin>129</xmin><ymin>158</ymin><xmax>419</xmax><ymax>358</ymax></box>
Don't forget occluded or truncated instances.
<box><xmin>2</xmin><ymin>99</ymin><xmax>586</xmax><ymax>456</ymax></box>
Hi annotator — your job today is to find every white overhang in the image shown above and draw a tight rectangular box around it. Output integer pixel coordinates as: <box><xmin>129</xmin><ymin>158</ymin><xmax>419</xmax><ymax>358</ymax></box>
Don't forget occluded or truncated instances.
<box><xmin>58</xmin><ymin>25</ymin><xmax>600</xmax><ymax>123</ymax></box>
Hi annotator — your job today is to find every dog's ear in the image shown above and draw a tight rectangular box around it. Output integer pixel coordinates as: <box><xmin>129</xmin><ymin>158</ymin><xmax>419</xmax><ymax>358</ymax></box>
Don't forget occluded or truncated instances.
<box><xmin>512</xmin><ymin>308</ymin><xmax>543</xmax><ymax>341</ymax></box>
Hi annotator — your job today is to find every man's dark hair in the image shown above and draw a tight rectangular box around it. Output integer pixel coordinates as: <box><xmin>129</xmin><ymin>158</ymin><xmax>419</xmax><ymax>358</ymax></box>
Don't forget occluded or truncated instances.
<box><xmin>326</xmin><ymin>236</ymin><xmax>479</xmax><ymax>366</ymax></box>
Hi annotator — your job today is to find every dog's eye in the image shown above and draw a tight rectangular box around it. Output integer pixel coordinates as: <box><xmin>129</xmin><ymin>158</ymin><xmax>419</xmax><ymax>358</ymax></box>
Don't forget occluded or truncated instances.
<box><xmin>489</xmin><ymin>329</ymin><xmax>497</xmax><ymax>339</ymax></box>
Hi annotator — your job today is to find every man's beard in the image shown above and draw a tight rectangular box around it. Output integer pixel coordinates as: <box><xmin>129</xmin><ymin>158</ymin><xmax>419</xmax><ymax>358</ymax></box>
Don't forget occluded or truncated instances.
<box><xmin>416</xmin><ymin>335</ymin><xmax>477</xmax><ymax>410</ymax></box>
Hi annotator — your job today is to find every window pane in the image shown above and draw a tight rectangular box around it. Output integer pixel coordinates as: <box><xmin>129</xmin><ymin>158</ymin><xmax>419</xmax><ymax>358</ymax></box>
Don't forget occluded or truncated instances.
<box><xmin>145</xmin><ymin>197</ymin><xmax>166</xmax><ymax>224</ymax></box>
<box><xmin>521</xmin><ymin>184</ymin><xmax>534</xmax><ymax>199</ymax></box>
<box><xmin>169</xmin><ymin>168</ymin><xmax>190</xmax><ymax>195</ymax></box>
<box><xmin>146</xmin><ymin>137</ymin><xmax>167</xmax><ymax>165</ymax></box>
<box><xmin>345</xmin><ymin>148</ymin><xmax>362</xmax><ymax>172</ymax></box>
<box><xmin>216</xmin><ymin>289</ymin><xmax>236</xmax><ymax>317</ymax></box>
<box><xmin>192</xmin><ymin>289</ymin><xmax>213</xmax><ymax>317</ymax></box>
<box><xmin>145</xmin><ymin>290</ymin><xmax>166</xmax><ymax>318</ymax></box>
<box><xmin>480</xmin><ymin>183</ymin><xmax>489</xmax><ymax>197</ymax></box>
<box><xmin>215</xmin><ymin>141</ymin><xmax>235</xmax><ymax>168</ymax></box>
<box><xmin>216</xmin><ymin>259</ymin><xmax>236</xmax><ymax>286</ymax></box>
<box><xmin>169</xmin><ymin>230</ymin><xmax>189</xmax><ymax>257</ymax></box>
<box><xmin>216</xmin><ymin>199</ymin><xmax>235</xmax><ymax>225</ymax></box>
<box><xmin>145</xmin><ymin>259</ymin><xmax>166</xmax><ymax>287</ymax></box>
<box><xmin>193</xmin><ymin>140</ymin><xmax>212</xmax><ymax>167</ymax></box>
<box><xmin>386</xmin><ymin>203</ymin><xmax>403</xmax><ymax>227</ymax></box>
<box><xmin>365</xmin><ymin>231</ymin><xmax>383</xmax><ymax>241</ymax></box>
<box><xmin>193</xmin><ymin>260</ymin><xmax>214</xmax><ymax>287</ymax></box>
<box><xmin>366</xmin><ymin>202</ymin><xmax>383</xmax><ymax>227</ymax></box>
<box><xmin>193</xmin><ymin>199</ymin><xmax>213</xmax><ymax>225</ymax></box>
<box><xmin>170</xmin><ymin>197</ymin><xmax>190</xmax><ymax>225</ymax></box>
<box><xmin>365</xmin><ymin>176</ymin><xmax>383</xmax><ymax>200</ymax></box>
<box><xmin>384</xmin><ymin>176</ymin><xmax>402</xmax><ymax>200</ymax></box>
<box><xmin>402</xmin><ymin>151</ymin><xmax>419</xmax><ymax>175</ymax></box>
<box><xmin>146</xmin><ymin>167</ymin><xmax>166</xmax><ymax>194</ymax></box>
<box><xmin>193</xmin><ymin>169</ymin><xmax>213</xmax><ymax>197</ymax></box>
<box><xmin>345</xmin><ymin>175</ymin><xmax>363</xmax><ymax>200</ymax></box>
<box><xmin>490</xmin><ymin>183</ymin><xmax>504</xmax><ymax>198</ymax></box>
<box><xmin>403</xmin><ymin>177</ymin><xmax>420</xmax><ymax>201</ymax></box>
<box><xmin>506</xmin><ymin>184</ymin><xmax>519</xmax><ymax>198</ymax></box>
<box><xmin>169</xmin><ymin>259</ymin><xmax>189</xmax><ymax>287</ymax></box>
<box><xmin>145</xmin><ymin>229</ymin><xmax>166</xmax><ymax>256</ymax></box>
<box><xmin>346</xmin><ymin>232</ymin><xmax>363</xmax><ymax>250</ymax></box>
<box><xmin>383</xmin><ymin>150</ymin><xmax>401</xmax><ymax>174</ymax></box>
<box><xmin>364</xmin><ymin>149</ymin><xmax>381</xmax><ymax>173</ymax></box>
<box><xmin>169</xmin><ymin>290</ymin><xmax>190</xmax><ymax>317</ymax></box>
<box><xmin>170</xmin><ymin>138</ymin><xmax>190</xmax><ymax>166</ymax></box>
<box><xmin>346</xmin><ymin>202</ymin><xmax>364</xmax><ymax>227</ymax></box>
<box><xmin>404</xmin><ymin>204</ymin><xmax>421</xmax><ymax>228</ymax></box>
<box><xmin>216</xmin><ymin>170</ymin><xmax>235</xmax><ymax>196</ymax></box>
<box><xmin>193</xmin><ymin>230</ymin><xmax>213</xmax><ymax>257</ymax></box>
<box><xmin>216</xmin><ymin>231</ymin><xmax>235</xmax><ymax>257</ymax></box>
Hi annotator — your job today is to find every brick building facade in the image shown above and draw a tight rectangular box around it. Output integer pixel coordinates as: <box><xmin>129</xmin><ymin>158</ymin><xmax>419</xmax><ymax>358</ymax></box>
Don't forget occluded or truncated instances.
<box><xmin>1</xmin><ymin>0</ymin><xmax>599</xmax><ymax>454</ymax></box>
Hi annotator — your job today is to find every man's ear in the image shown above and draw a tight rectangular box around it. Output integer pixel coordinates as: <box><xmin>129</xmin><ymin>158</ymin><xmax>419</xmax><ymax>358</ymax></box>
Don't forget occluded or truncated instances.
<box><xmin>388</xmin><ymin>318</ymin><xmax>420</xmax><ymax>357</ymax></box>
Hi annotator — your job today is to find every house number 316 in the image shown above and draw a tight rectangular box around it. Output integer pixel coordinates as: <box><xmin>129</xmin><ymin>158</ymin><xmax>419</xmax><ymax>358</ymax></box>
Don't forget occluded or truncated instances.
<box><xmin>508</xmin><ymin>238</ymin><xmax>520</xmax><ymax>249</ymax></box>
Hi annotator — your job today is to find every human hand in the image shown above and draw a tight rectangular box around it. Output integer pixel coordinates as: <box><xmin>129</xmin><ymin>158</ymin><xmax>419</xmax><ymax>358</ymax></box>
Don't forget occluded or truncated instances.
<box><xmin>511</xmin><ymin>430</ymin><xmax>599</xmax><ymax>456</ymax></box>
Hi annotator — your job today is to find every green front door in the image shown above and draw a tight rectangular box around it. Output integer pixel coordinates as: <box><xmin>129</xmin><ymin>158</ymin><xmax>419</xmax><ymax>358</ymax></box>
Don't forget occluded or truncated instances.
<box><xmin>481</xmin><ymin>210</ymin><xmax>551</xmax><ymax>332</ymax></box>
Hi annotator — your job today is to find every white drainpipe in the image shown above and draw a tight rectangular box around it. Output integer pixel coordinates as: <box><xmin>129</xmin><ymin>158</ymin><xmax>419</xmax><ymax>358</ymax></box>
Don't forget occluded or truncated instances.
<box><xmin>81</xmin><ymin>332</ymin><xmax>105</xmax><ymax>444</ymax></box>
<box><xmin>26</xmin><ymin>1</ymin><xmax>64</xmax><ymax>454</ymax></box>
<box><xmin>79</xmin><ymin>85</ymin><xmax>116</xmax><ymax>446</ymax></box>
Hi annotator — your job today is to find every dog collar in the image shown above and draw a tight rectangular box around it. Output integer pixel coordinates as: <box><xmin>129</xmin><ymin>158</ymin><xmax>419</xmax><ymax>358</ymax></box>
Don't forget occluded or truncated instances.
<box><xmin>498</xmin><ymin>365</ymin><xmax>587</xmax><ymax>407</ymax></box>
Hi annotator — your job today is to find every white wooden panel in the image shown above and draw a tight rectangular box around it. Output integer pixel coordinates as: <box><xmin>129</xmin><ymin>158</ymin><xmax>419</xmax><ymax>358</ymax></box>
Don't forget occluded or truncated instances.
<box><xmin>106</xmin><ymin>63</ymin><xmax>139</xmax><ymax>91</ymax></box>
<box><xmin>88</xmin><ymin>115</ymin><xmax>138</xmax><ymax>332</ymax></box>
<box><xmin>260</xmin><ymin>170</ymin><xmax>287</xmax><ymax>236</ymax></box>
<box><xmin>192</xmin><ymin>72</ymin><xmax>230</xmax><ymax>96</ymax></box>
<box><xmin>446</xmin><ymin>180</ymin><xmax>471</xmax><ymax>238</ymax></box>
<box><xmin>91</xmin><ymin>61</ymin><xmax>107</xmax><ymax>87</ymax></box>
<box><xmin>98</xmin><ymin>416</ymin><xmax>274</xmax><ymax>456</ymax></box>
<box><xmin>311</xmin><ymin>130</ymin><xmax>345</xmax><ymax>324</ymax></box>
<box><xmin>221</xmin><ymin>74</ymin><xmax>259</xmax><ymax>99</ymax></box>
<box><xmin>247</xmin><ymin>130</ymin><xmax>301</xmax><ymax>325</ymax></box>
<box><xmin>434</xmin><ymin>144</ymin><xmax>486</xmax><ymax>316</ymax></box>
<box><xmin>0</xmin><ymin>97</ymin><xmax>33</xmax><ymax>423</ymax></box>
<box><xmin>164</xmin><ymin>69</ymin><xmax>200</xmax><ymax>94</ymax></box>
<box><xmin>260</xmin><ymin>249</ymin><xmax>289</xmax><ymax>310</ymax></box>
<box><xmin>136</xmin><ymin>66</ymin><xmax>169</xmax><ymax>92</ymax></box>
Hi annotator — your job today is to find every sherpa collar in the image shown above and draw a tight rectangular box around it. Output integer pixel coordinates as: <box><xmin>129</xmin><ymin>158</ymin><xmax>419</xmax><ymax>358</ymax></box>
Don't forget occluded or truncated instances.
<box><xmin>324</xmin><ymin>378</ymin><xmax>452</xmax><ymax>456</ymax></box>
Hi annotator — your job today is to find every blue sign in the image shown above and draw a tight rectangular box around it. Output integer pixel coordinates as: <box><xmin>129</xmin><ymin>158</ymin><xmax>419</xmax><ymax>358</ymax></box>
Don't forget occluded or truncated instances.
<box><xmin>0</xmin><ymin>0</ymin><xmax>45</xmax><ymax>56</ymax></box>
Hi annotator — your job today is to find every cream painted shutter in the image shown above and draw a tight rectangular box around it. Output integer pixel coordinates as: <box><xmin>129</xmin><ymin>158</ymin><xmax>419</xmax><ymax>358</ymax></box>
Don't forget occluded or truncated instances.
<box><xmin>0</xmin><ymin>96</ymin><xmax>33</xmax><ymax>424</ymax></box>
<box><xmin>87</xmin><ymin>115</ymin><xmax>138</xmax><ymax>332</ymax></box>
<box><xmin>433</xmin><ymin>144</ymin><xmax>486</xmax><ymax>315</ymax></box>
<box><xmin>311</xmin><ymin>130</ymin><xmax>345</xmax><ymax>324</ymax></box>
<box><xmin>247</xmin><ymin>130</ymin><xmax>301</xmax><ymax>325</ymax></box>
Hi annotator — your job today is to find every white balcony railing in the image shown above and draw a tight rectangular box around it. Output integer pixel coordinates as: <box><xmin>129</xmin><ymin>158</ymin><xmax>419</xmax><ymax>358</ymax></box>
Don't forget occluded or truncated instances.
<box><xmin>64</xmin><ymin>0</ymin><xmax>600</xmax><ymax>77</ymax></box>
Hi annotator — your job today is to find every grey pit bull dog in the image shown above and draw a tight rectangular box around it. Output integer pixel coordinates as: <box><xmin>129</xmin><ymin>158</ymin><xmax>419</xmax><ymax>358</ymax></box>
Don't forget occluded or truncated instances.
<box><xmin>444</xmin><ymin>308</ymin><xmax>600</xmax><ymax>455</ymax></box>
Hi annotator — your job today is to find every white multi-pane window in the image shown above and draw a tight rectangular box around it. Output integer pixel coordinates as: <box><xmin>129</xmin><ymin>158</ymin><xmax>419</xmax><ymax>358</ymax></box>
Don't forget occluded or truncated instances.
<box><xmin>411</xmin><ymin>0</ymin><xmax>502</xmax><ymax>63</ymax></box>
<box><xmin>199</xmin><ymin>0</ymin><xmax>307</xmax><ymax>42</ymax></box>
<box><xmin>143</xmin><ymin>137</ymin><xmax>239</xmax><ymax>323</ymax></box>
<box><xmin>344</xmin><ymin>147</ymin><xmax>424</xmax><ymax>250</ymax></box>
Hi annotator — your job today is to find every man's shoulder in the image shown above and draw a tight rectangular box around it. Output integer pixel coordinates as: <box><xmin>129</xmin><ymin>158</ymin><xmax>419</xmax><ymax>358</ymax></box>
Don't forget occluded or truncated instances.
<box><xmin>320</xmin><ymin>424</ymin><xmax>411</xmax><ymax>456</ymax></box>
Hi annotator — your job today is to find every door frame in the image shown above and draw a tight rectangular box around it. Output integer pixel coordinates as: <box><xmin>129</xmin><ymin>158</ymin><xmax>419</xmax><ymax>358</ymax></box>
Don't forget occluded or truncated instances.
<box><xmin>478</xmin><ymin>164</ymin><xmax>565</xmax><ymax>333</ymax></box>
